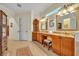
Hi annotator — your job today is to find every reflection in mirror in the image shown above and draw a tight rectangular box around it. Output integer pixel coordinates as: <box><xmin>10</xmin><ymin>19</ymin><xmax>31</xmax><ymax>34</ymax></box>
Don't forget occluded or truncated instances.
<box><xmin>56</xmin><ymin>12</ymin><xmax>77</xmax><ymax>31</ymax></box>
<box><xmin>63</xmin><ymin>18</ymin><xmax>70</xmax><ymax>29</ymax></box>
<box><xmin>41</xmin><ymin>21</ymin><xmax>46</xmax><ymax>31</ymax></box>
<box><xmin>40</xmin><ymin>18</ymin><xmax>47</xmax><ymax>31</ymax></box>
<box><xmin>56</xmin><ymin>4</ymin><xmax>78</xmax><ymax>31</ymax></box>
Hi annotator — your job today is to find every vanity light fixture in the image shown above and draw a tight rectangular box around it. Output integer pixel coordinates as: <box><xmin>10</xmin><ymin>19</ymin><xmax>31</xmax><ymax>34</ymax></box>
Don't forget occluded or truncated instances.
<box><xmin>68</xmin><ymin>6</ymin><xmax>74</xmax><ymax>12</ymax></box>
<box><xmin>57</xmin><ymin>4</ymin><xmax>75</xmax><ymax>16</ymax></box>
<box><xmin>62</xmin><ymin>5</ymin><xmax>69</xmax><ymax>15</ymax></box>
<box><xmin>67</xmin><ymin>6</ymin><xmax>75</xmax><ymax>13</ymax></box>
<box><xmin>63</xmin><ymin>9</ymin><xmax>67</xmax><ymax>14</ymax></box>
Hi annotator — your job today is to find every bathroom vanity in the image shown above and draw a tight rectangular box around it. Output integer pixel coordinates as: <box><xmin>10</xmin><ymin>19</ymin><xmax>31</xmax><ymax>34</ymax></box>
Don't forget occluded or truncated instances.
<box><xmin>32</xmin><ymin>17</ymin><xmax>75</xmax><ymax>56</ymax></box>
<box><xmin>32</xmin><ymin>31</ymin><xmax>75</xmax><ymax>56</ymax></box>
<box><xmin>51</xmin><ymin>32</ymin><xmax>75</xmax><ymax>56</ymax></box>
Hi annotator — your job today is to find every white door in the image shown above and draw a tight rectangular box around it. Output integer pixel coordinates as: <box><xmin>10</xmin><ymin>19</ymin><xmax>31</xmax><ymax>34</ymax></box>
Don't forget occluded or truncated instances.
<box><xmin>19</xmin><ymin>16</ymin><xmax>29</xmax><ymax>40</ymax></box>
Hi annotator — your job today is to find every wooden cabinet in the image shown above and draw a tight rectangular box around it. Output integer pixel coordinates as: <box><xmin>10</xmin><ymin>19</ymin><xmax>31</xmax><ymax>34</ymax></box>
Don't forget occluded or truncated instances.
<box><xmin>33</xmin><ymin>19</ymin><xmax>39</xmax><ymax>32</ymax></box>
<box><xmin>52</xmin><ymin>35</ymin><xmax>74</xmax><ymax>56</ymax></box>
<box><xmin>52</xmin><ymin>35</ymin><xmax>61</xmax><ymax>55</ymax></box>
<box><xmin>61</xmin><ymin>37</ymin><xmax>74</xmax><ymax>56</ymax></box>
<box><xmin>32</xmin><ymin>18</ymin><xmax>39</xmax><ymax>41</ymax></box>
<box><xmin>32</xmin><ymin>32</ymin><xmax>37</xmax><ymax>41</ymax></box>
<box><xmin>0</xmin><ymin>10</ymin><xmax>7</xmax><ymax>56</ymax></box>
<box><xmin>32</xmin><ymin>32</ymin><xmax>43</xmax><ymax>43</ymax></box>
<box><xmin>37</xmin><ymin>33</ymin><xmax>43</xmax><ymax>43</ymax></box>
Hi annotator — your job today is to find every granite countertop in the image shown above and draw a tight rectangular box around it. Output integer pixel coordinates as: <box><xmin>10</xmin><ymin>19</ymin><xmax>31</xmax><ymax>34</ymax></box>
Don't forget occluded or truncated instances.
<box><xmin>37</xmin><ymin>31</ymin><xmax>75</xmax><ymax>38</ymax></box>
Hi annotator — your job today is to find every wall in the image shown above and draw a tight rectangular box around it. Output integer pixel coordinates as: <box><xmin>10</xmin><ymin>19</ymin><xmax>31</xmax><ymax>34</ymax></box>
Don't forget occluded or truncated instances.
<box><xmin>12</xmin><ymin>11</ymin><xmax>32</xmax><ymax>41</ymax></box>
<box><xmin>9</xmin><ymin>17</ymin><xmax>19</xmax><ymax>40</ymax></box>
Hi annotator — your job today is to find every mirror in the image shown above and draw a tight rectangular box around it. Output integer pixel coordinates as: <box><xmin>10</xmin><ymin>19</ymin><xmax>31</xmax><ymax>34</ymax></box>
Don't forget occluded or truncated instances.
<box><xmin>63</xmin><ymin>18</ymin><xmax>70</xmax><ymax>29</ymax></box>
<box><xmin>56</xmin><ymin>12</ymin><xmax>77</xmax><ymax>30</ymax></box>
<box><xmin>40</xmin><ymin>18</ymin><xmax>47</xmax><ymax>31</ymax></box>
<box><xmin>41</xmin><ymin>21</ymin><xmax>47</xmax><ymax>30</ymax></box>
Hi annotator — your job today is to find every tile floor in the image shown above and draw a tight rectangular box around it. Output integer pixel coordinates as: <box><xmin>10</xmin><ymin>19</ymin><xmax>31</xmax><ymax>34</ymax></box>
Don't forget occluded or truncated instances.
<box><xmin>7</xmin><ymin>39</ymin><xmax>57</xmax><ymax>56</ymax></box>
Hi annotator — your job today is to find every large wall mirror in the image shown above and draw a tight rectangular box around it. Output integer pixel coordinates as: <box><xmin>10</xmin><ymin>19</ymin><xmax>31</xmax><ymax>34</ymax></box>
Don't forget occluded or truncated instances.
<box><xmin>40</xmin><ymin>18</ymin><xmax>47</xmax><ymax>31</ymax></box>
<box><xmin>56</xmin><ymin>12</ymin><xmax>77</xmax><ymax>31</ymax></box>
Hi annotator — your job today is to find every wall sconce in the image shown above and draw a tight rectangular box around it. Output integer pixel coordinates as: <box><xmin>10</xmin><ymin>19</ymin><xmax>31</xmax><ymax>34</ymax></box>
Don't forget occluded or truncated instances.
<box><xmin>10</xmin><ymin>23</ymin><xmax>13</xmax><ymax>28</ymax></box>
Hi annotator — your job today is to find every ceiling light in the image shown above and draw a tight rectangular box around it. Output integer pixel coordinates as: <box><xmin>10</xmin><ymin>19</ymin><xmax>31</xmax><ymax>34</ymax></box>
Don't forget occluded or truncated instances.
<box><xmin>57</xmin><ymin>4</ymin><xmax>76</xmax><ymax>16</ymax></box>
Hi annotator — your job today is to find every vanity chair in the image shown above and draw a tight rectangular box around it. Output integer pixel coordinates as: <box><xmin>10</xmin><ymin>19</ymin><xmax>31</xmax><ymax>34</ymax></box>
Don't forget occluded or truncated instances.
<box><xmin>43</xmin><ymin>35</ymin><xmax>52</xmax><ymax>50</ymax></box>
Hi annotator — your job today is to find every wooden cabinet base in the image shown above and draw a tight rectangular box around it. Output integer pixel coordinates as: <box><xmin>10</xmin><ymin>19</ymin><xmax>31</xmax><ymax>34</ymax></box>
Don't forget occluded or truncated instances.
<box><xmin>32</xmin><ymin>32</ymin><xmax>37</xmax><ymax>41</ymax></box>
<box><xmin>32</xmin><ymin>32</ymin><xmax>75</xmax><ymax>56</ymax></box>
<box><xmin>52</xmin><ymin>35</ymin><xmax>75</xmax><ymax>56</ymax></box>
<box><xmin>52</xmin><ymin>47</ymin><xmax>61</xmax><ymax>56</ymax></box>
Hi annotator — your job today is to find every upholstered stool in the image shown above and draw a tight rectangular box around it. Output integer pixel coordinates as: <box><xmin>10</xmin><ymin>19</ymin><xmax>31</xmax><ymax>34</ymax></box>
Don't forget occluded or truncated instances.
<box><xmin>43</xmin><ymin>39</ymin><xmax>52</xmax><ymax>50</ymax></box>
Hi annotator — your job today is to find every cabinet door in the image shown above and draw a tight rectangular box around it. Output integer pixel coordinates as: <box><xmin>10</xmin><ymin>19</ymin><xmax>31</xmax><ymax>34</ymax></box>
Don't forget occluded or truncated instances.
<box><xmin>37</xmin><ymin>33</ymin><xmax>40</xmax><ymax>42</ymax></box>
<box><xmin>33</xmin><ymin>19</ymin><xmax>39</xmax><ymax>32</ymax></box>
<box><xmin>52</xmin><ymin>35</ymin><xmax>61</xmax><ymax>55</ymax></box>
<box><xmin>61</xmin><ymin>37</ymin><xmax>74</xmax><ymax>56</ymax></box>
<box><xmin>37</xmin><ymin>33</ymin><xmax>43</xmax><ymax>43</ymax></box>
<box><xmin>32</xmin><ymin>32</ymin><xmax>37</xmax><ymax>41</ymax></box>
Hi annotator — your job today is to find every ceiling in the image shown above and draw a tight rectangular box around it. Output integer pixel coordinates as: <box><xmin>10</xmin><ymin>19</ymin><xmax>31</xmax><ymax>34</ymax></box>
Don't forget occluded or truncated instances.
<box><xmin>0</xmin><ymin>3</ymin><xmax>52</xmax><ymax>15</ymax></box>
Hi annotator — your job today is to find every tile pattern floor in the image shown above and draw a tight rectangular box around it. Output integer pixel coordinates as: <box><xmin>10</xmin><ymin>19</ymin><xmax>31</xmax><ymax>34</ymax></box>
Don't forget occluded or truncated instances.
<box><xmin>7</xmin><ymin>39</ymin><xmax>57</xmax><ymax>56</ymax></box>
<box><xmin>33</xmin><ymin>41</ymin><xmax>57</xmax><ymax>56</ymax></box>
<box><xmin>16</xmin><ymin>47</ymin><xmax>32</xmax><ymax>56</ymax></box>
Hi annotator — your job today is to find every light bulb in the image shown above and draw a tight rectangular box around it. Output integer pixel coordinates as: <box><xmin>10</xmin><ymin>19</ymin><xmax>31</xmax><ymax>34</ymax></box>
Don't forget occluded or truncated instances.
<box><xmin>57</xmin><ymin>12</ymin><xmax>61</xmax><ymax>15</ymax></box>
<box><xmin>69</xmin><ymin>6</ymin><xmax>74</xmax><ymax>11</ymax></box>
<box><xmin>63</xmin><ymin>9</ymin><xmax>67</xmax><ymax>14</ymax></box>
